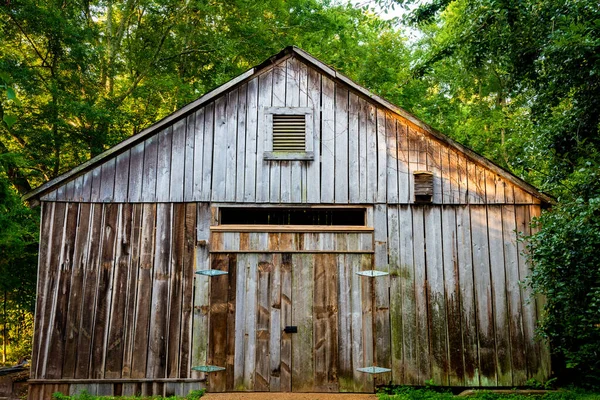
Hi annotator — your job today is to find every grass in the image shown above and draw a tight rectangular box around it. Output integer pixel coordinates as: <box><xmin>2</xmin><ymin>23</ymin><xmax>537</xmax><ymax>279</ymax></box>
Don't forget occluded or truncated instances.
<box><xmin>377</xmin><ymin>386</ymin><xmax>600</xmax><ymax>400</ymax></box>
<box><xmin>50</xmin><ymin>389</ymin><xmax>205</xmax><ymax>400</ymax></box>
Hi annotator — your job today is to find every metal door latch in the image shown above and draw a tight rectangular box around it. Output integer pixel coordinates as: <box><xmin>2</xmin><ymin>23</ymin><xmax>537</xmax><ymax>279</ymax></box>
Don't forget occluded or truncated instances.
<box><xmin>283</xmin><ymin>326</ymin><xmax>298</xmax><ymax>333</ymax></box>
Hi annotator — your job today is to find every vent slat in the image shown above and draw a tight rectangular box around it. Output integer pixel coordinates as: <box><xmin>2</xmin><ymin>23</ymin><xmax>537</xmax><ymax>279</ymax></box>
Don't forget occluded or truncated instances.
<box><xmin>272</xmin><ymin>114</ymin><xmax>306</xmax><ymax>152</ymax></box>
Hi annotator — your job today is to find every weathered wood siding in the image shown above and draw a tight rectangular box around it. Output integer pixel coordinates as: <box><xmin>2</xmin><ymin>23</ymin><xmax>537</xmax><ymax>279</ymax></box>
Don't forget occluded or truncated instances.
<box><xmin>32</xmin><ymin>201</ymin><xmax>549</xmax><ymax>397</ymax></box>
<box><xmin>30</xmin><ymin>202</ymin><xmax>205</xmax><ymax>397</ymax></box>
<box><xmin>385</xmin><ymin>204</ymin><xmax>548</xmax><ymax>386</ymax></box>
<box><xmin>206</xmin><ymin>230</ymin><xmax>374</xmax><ymax>393</ymax></box>
<box><xmin>40</xmin><ymin>56</ymin><xmax>541</xmax><ymax>206</ymax></box>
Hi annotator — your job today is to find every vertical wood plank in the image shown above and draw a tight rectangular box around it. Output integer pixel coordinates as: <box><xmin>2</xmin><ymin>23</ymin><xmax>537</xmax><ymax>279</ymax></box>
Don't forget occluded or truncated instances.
<box><xmin>387</xmin><ymin>207</ymin><xmax>403</xmax><ymax>384</ymax></box>
<box><xmin>80</xmin><ymin>171</ymin><xmax>93</xmax><ymax>202</ymax></box>
<box><xmin>456</xmin><ymin>206</ymin><xmax>480</xmax><ymax>385</ymax></box>
<box><xmin>255</xmin><ymin>257</ymin><xmax>271</xmax><ymax>391</ymax></box>
<box><xmin>191</xmin><ymin>204</ymin><xmax>211</xmax><ymax>379</ymax></box>
<box><xmin>280</xmin><ymin>254</ymin><xmax>292</xmax><ymax>392</ymax></box>
<box><xmin>348</xmin><ymin>93</ymin><xmax>360</xmax><ymax>203</ymax></box>
<box><xmin>501</xmin><ymin>205</ymin><xmax>527</xmax><ymax>385</ymax></box>
<box><xmin>313</xmin><ymin>253</ymin><xmax>338</xmax><ymax>392</ymax></box>
<box><xmin>141</xmin><ymin>135</ymin><xmax>158</xmax><ymax>202</ymax></box>
<box><xmin>74</xmin><ymin>204</ymin><xmax>103</xmax><ymax>378</ymax></box>
<box><xmin>306</xmin><ymin>67</ymin><xmax>321</xmax><ymax>203</ymax></box>
<box><xmin>428</xmin><ymin>140</ymin><xmax>443</xmax><ymax>204</ymax></box>
<box><xmin>121</xmin><ymin>205</ymin><xmax>143</xmax><ymax>378</ymax></box>
<box><xmin>334</xmin><ymin>85</ymin><xmax>349</xmax><ymax>203</ymax></box>
<box><xmin>412</xmin><ymin>206</ymin><xmax>430</xmax><ymax>383</ymax></box>
<box><xmin>376</xmin><ymin>109</ymin><xmax>387</xmax><ymax>203</ymax></box>
<box><xmin>337</xmin><ymin>253</ymin><xmax>352</xmax><ymax>392</ymax></box>
<box><xmin>357</xmin><ymin>99</ymin><xmax>368</xmax><ymax>203</ymax></box>
<box><xmin>292</xmin><ymin>254</ymin><xmax>314</xmax><ymax>392</ymax></box>
<box><xmin>441</xmin><ymin>206</ymin><xmax>465</xmax><ymax>385</ymax></box>
<box><xmin>373</xmin><ymin>204</ymin><xmax>391</xmax><ymax>385</ymax></box>
<box><xmin>89</xmin><ymin>165</ymin><xmax>101</xmax><ymax>202</ymax></box>
<box><xmin>156</xmin><ymin>127</ymin><xmax>173</xmax><ymax>202</ymax></box>
<box><xmin>192</xmin><ymin>109</ymin><xmax>205</xmax><ymax>201</ymax></box>
<box><xmin>424</xmin><ymin>206</ymin><xmax>449</xmax><ymax>385</ymax></box>
<box><xmin>131</xmin><ymin>204</ymin><xmax>156</xmax><ymax>378</ymax></box>
<box><xmin>321</xmin><ymin>76</ymin><xmax>335</xmax><ymax>203</ymax></box>
<box><xmin>397</xmin><ymin>122</ymin><xmax>410</xmax><ymax>204</ymax></box>
<box><xmin>225</xmin><ymin>89</ymin><xmax>239</xmax><ymax>202</ymax></box>
<box><xmin>46</xmin><ymin>203</ymin><xmax>78</xmax><ymax>378</ymax></box>
<box><xmin>233</xmin><ymin>253</ymin><xmax>247</xmax><ymax>389</ymax></box>
<box><xmin>62</xmin><ymin>204</ymin><xmax>91</xmax><ymax>378</ymax></box>
<box><xmin>128</xmin><ymin>142</ymin><xmax>144</xmax><ymax>202</ymax></box>
<box><xmin>456</xmin><ymin>154</ymin><xmax>469</xmax><ymax>204</ymax></box>
<box><xmin>365</xmin><ymin>104</ymin><xmax>378</xmax><ymax>203</ymax></box>
<box><xmin>184</xmin><ymin>113</ymin><xmax>196</xmax><ymax>202</ymax></box>
<box><xmin>90</xmin><ymin>204</ymin><xmax>119</xmax><ymax>379</ymax></box>
<box><xmin>398</xmin><ymin>205</ymin><xmax>418</xmax><ymax>384</ymax></box>
<box><xmin>488</xmin><ymin>205</ymin><xmax>512</xmax><ymax>385</ymax></box>
<box><xmin>470</xmin><ymin>205</ymin><xmax>497</xmax><ymax>385</ymax></box>
<box><xmin>244</xmin><ymin>78</ymin><xmax>259</xmax><ymax>202</ymax></box>
<box><xmin>226</xmin><ymin>254</ymin><xmax>237</xmax><ymax>390</ymax></box>
<box><xmin>167</xmin><ymin>204</ymin><xmax>185</xmax><ymax>378</ymax></box>
<box><xmin>201</xmin><ymin>104</ymin><xmax>215</xmax><ymax>202</ymax></box>
<box><xmin>207</xmin><ymin>254</ymin><xmax>229</xmax><ymax>392</ymax></box>
<box><xmin>351</xmin><ymin>253</ymin><xmax>373</xmax><ymax>392</ymax></box>
<box><xmin>179</xmin><ymin>203</ymin><xmax>197</xmax><ymax>377</ymax></box>
<box><xmin>386</xmin><ymin>113</ymin><xmax>399</xmax><ymax>203</ymax></box>
<box><xmin>211</xmin><ymin>95</ymin><xmax>228</xmax><ymax>201</ymax></box>
<box><xmin>236</xmin><ymin>83</ymin><xmax>248</xmax><ymax>202</ymax></box>
<box><xmin>105</xmin><ymin>204</ymin><xmax>133</xmax><ymax>378</ymax></box>
<box><xmin>243</xmin><ymin>254</ymin><xmax>258</xmax><ymax>389</ymax></box>
<box><xmin>269</xmin><ymin>254</ymin><xmax>282</xmax><ymax>391</ymax></box>
<box><xmin>147</xmin><ymin>204</ymin><xmax>171</xmax><ymax>378</ymax></box>
<box><xmin>256</xmin><ymin>70</ymin><xmax>273</xmax><ymax>203</ymax></box>
<box><xmin>170</xmin><ymin>119</ymin><xmax>186</xmax><ymax>202</ymax></box>
<box><xmin>113</xmin><ymin>150</ymin><xmax>130</xmax><ymax>202</ymax></box>
<box><xmin>100</xmin><ymin>159</ymin><xmax>116</xmax><ymax>202</ymax></box>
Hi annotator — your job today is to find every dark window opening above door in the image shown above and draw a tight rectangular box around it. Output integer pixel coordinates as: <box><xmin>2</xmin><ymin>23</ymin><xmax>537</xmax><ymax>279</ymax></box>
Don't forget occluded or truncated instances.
<box><xmin>220</xmin><ymin>207</ymin><xmax>366</xmax><ymax>226</ymax></box>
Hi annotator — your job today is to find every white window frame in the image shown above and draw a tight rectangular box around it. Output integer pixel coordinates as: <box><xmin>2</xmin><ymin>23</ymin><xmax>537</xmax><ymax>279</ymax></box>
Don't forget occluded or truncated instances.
<box><xmin>261</xmin><ymin>106</ymin><xmax>314</xmax><ymax>160</ymax></box>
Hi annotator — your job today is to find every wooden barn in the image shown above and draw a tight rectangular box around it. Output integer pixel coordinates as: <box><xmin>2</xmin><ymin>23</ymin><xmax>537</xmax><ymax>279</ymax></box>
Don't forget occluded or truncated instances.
<box><xmin>23</xmin><ymin>47</ymin><xmax>552</xmax><ymax>397</ymax></box>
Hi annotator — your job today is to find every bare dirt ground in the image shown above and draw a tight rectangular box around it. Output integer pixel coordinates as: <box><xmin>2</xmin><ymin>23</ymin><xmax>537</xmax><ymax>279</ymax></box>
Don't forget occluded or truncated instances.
<box><xmin>203</xmin><ymin>393</ymin><xmax>379</xmax><ymax>400</ymax></box>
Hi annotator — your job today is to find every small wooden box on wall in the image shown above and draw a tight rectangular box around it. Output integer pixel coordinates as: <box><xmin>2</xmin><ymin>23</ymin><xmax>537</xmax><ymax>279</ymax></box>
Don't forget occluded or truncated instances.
<box><xmin>414</xmin><ymin>170</ymin><xmax>434</xmax><ymax>203</ymax></box>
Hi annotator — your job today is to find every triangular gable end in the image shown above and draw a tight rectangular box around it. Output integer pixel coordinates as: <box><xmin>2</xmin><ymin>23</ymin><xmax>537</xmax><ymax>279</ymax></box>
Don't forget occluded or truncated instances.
<box><xmin>24</xmin><ymin>46</ymin><xmax>552</xmax><ymax>206</ymax></box>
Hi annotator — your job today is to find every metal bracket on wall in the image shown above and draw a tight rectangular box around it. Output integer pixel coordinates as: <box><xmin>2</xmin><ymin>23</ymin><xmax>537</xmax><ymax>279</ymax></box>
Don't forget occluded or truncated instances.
<box><xmin>192</xmin><ymin>365</ymin><xmax>226</xmax><ymax>373</ymax></box>
<box><xmin>357</xmin><ymin>366</ymin><xmax>392</xmax><ymax>374</ymax></box>
<box><xmin>356</xmin><ymin>270</ymin><xmax>389</xmax><ymax>277</ymax></box>
<box><xmin>195</xmin><ymin>270</ymin><xmax>228</xmax><ymax>277</ymax></box>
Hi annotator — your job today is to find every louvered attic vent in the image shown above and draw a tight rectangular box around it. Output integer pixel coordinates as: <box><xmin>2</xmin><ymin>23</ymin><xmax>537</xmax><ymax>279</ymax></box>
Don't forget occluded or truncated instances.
<box><xmin>272</xmin><ymin>114</ymin><xmax>306</xmax><ymax>152</ymax></box>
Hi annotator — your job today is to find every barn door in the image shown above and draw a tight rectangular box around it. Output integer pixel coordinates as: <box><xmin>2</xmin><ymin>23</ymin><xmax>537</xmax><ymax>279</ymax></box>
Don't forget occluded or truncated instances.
<box><xmin>205</xmin><ymin>251</ymin><xmax>373</xmax><ymax>393</ymax></box>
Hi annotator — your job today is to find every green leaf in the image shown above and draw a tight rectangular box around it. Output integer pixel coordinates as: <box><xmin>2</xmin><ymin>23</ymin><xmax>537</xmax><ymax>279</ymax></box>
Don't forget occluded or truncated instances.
<box><xmin>6</xmin><ymin>87</ymin><xmax>16</xmax><ymax>100</ymax></box>
<box><xmin>3</xmin><ymin>113</ymin><xmax>17</xmax><ymax>128</ymax></box>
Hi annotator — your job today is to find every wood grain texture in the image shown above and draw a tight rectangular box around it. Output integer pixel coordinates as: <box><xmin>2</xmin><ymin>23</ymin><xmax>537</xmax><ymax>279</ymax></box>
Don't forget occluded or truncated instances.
<box><xmin>292</xmin><ymin>254</ymin><xmax>314</xmax><ymax>392</ymax></box>
<box><xmin>39</xmin><ymin>56</ymin><xmax>548</xmax><ymax>207</ymax></box>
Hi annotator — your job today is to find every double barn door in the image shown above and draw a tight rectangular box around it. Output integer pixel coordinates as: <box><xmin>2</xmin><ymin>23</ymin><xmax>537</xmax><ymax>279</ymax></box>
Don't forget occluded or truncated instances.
<box><xmin>205</xmin><ymin>250</ymin><xmax>375</xmax><ymax>393</ymax></box>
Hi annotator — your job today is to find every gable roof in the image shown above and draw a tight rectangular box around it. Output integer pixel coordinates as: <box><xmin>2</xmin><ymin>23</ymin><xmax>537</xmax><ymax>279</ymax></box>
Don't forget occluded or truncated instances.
<box><xmin>23</xmin><ymin>46</ymin><xmax>553</xmax><ymax>204</ymax></box>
